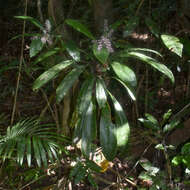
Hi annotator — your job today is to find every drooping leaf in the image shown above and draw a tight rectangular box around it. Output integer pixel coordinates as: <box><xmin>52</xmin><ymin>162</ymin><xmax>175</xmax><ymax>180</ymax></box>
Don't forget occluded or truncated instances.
<box><xmin>26</xmin><ymin>136</ymin><xmax>32</xmax><ymax>167</ymax></box>
<box><xmin>111</xmin><ymin>61</ymin><xmax>137</xmax><ymax>87</ymax></box>
<box><xmin>145</xmin><ymin>17</ymin><xmax>160</xmax><ymax>38</ymax></box>
<box><xmin>65</xmin><ymin>41</ymin><xmax>80</xmax><ymax>62</ymax></box>
<box><xmin>96</xmin><ymin>78</ymin><xmax>107</xmax><ymax>108</ymax></box>
<box><xmin>125</xmin><ymin>52</ymin><xmax>174</xmax><ymax>83</ymax></box>
<box><xmin>78</xmin><ymin>77</ymin><xmax>95</xmax><ymax>115</ymax></box>
<box><xmin>15</xmin><ymin>16</ymin><xmax>43</xmax><ymax>30</ymax></box>
<box><xmin>30</xmin><ymin>37</ymin><xmax>44</xmax><ymax>58</ymax></box>
<box><xmin>114</xmin><ymin>77</ymin><xmax>136</xmax><ymax>101</ymax></box>
<box><xmin>81</xmin><ymin>102</ymin><xmax>96</xmax><ymax>157</ymax></box>
<box><xmin>109</xmin><ymin>93</ymin><xmax>130</xmax><ymax>149</ymax></box>
<box><xmin>17</xmin><ymin>137</ymin><xmax>25</xmax><ymax>165</ymax></box>
<box><xmin>100</xmin><ymin>104</ymin><xmax>117</xmax><ymax>161</ymax></box>
<box><xmin>128</xmin><ymin>48</ymin><xmax>162</xmax><ymax>57</ymax></box>
<box><xmin>65</xmin><ymin>19</ymin><xmax>95</xmax><ymax>40</ymax></box>
<box><xmin>34</xmin><ymin>48</ymin><xmax>60</xmax><ymax>64</ymax></box>
<box><xmin>33</xmin><ymin>60</ymin><xmax>73</xmax><ymax>90</ymax></box>
<box><xmin>33</xmin><ymin>136</ymin><xmax>41</xmax><ymax>167</ymax></box>
<box><xmin>38</xmin><ymin>138</ymin><xmax>47</xmax><ymax>167</ymax></box>
<box><xmin>161</xmin><ymin>34</ymin><xmax>183</xmax><ymax>57</ymax></box>
<box><xmin>56</xmin><ymin>66</ymin><xmax>85</xmax><ymax>103</ymax></box>
<box><xmin>93</xmin><ymin>44</ymin><xmax>109</xmax><ymax>64</ymax></box>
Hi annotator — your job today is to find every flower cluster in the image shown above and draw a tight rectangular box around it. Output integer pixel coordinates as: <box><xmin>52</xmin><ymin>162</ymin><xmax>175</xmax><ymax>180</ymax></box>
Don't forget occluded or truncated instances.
<box><xmin>41</xmin><ymin>19</ymin><xmax>53</xmax><ymax>45</ymax></box>
<box><xmin>94</xmin><ymin>20</ymin><xmax>114</xmax><ymax>53</ymax></box>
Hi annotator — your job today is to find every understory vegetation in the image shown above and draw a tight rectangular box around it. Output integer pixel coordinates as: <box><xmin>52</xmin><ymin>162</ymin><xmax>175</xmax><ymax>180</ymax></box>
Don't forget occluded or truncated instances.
<box><xmin>0</xmin><ymin>0</ymin><xmax>190</xmax><ymax>189</ymax></box>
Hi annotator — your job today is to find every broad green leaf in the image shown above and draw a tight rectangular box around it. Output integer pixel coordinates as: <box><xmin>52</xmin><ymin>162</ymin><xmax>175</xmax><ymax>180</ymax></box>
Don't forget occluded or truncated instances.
<box><xmin>15</xmin><ymin>16</ymin><xmax>43</xmax><ymax>30</ymax></box>
<box><xmin>74</xmin><ymin>166</ymin><xmax>86</xmax><ymax>184</ymax></box>
<box><xmin>65</xmin><ymin>19</ymin><xmax>95</xmax><ymax>40</ymax></box>
<box><xmin>172</xmin><ymin>156</ymin><xmax>182</xmax><ymax>166</ymax></box>
<box><xmin>69</xmin><ymin>162</ymin><xmax>83</xmax><ymax>178</ymax></box>
<box><xmin>139</xmin><ymin>159</ymin><xmax>159</xmax><ymax>176</ymax></box>
<box><xmin>114</xmin><ymin>77</ymin><xmax>136</xmax><ymax>101</ymax></box>
<box><xmin>145</xmin><ymin>113</ymin><xmax>159</xmax><ymax>127</ymax></box>
<box><xmin>93</xmin><ymin>44</ymin><xmax>109</xmax><ymax>64</ymax></box>
<box><xmin>33</xmin><ymin>60</ymin><xmax>73</xmax><ymax>90</ymax></box>
<box><xmin>56</xmin><ymin>66</ymin><xmax>85</xmax><ymax>103</ymax></box>
<box><xmin>81</xmin><ymin>102</ymin><xmax>96</xmax><ymax>157</ymax></box>
<box><xmin>125</xmin><ymin>52</ymin><xmax>175</xmax><ymax>84</ymax></box>
<box><xmin>26</xmin><ymin>136</ymin><xmax>32</xmax><ymax>167</ymax></box>
<box><xmin>33</xmin><ymin>136</ymin><xmax>41</xmax><ymax>167</ymax></box>
<box><xmin>111</xmin><ymin>61</ymin><xmax>137</xmax><ymax>87</ymax></box>
<box><xmin>65</xmin><ymin>41</ymin><xmax>80</xmax><ymax>62</ymax></box>
<box><xmin>123</xmin><ymin>17</ymin><xmax>139</xmax><ymax>37</ymax></box>
<box><xmin>100</xmin><ymin>104</ymin><xmax>117</xmax><ymax>161</ymax></box>
<box><xmin>109</xmin><ymin>93</ymin><xmax>130</xmax><ymax>149</ymax></box>
<box><xmin>181</xmin><ymin>143</ymin><xmax>190</xmax><ymax>155</ymax></box>
<box><xmin>161</xmin><ymin>34</ymin><xmax>183</xmax><ymax>57</ymax></box>
<box><xmin>138</xmin><ymin>118</ymin><xmax>159</xmax><ymax>131</ymax></box>
<box><xmin>34</xmin><ymin>48</ymin><xmax>60</xmax><ymax>64</ymax></box>
<box><xmin>30</xmin><ymin>37</ymin><xmax>44</xmax><ymax>58</ymax></box>
<box><xmin>163</xmin><ymin>119</ymin><xmax>180</xmax><ymax>133</ymax></box>
<box><xmin>96</xmin><ymin>78</ymin><xmax>107</xmax><ymax>108</ymax></box>
<box><xmin>145</xmin><ymin>17</ymin><xmax>160</xmax><ymax>38</ymax></box>
<box><xmin>162</xmin><ymin>109</ymin><xmax>172</xmax><ymax>123</ymax></box>
<box><xmin>78</xmin><ymin>77</ymin><xmax>95</xmax><ymax>115</ymax></box>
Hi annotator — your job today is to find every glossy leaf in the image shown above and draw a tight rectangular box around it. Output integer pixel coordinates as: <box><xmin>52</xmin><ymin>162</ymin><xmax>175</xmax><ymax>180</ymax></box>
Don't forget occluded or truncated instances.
<box><xmin>15</xmin><ymin>16</ymin><xmax>43</xmax><ymax>30</ymax></box>
<box><xmin>163</xmin><ymin>119</ymin><xmax>180</xmax><ymax>133</ymax></box>
<box><xmin>145</xmin><ymin>113</ymin><xmax>159</xmax><ymax>127</ymax></box>
<box><xmin>128</xmin><ymin>48</ymin><xmax>162</xmax><ymax>57</ymax></box>
<box><xmin>138</xmin><ymin>118</ymin><xmax>159</xmax><ymax>131</ymax></box>
<box><xmin>30</xmin><ymin>37</ymin><xmax>44</xmax><ymax>58</ymax></box>
<box><xmin>65</xmin><ymin>41</ymin><xmax>80</xmax><ymax>62</ymax></box>
<box><xmin>109</xmin><ymin>93</ymin><xmax>130</xmax><ymax>149</ymax></box>
<box><xmin>56</xmin><ymin>66</ymin><xmax>85</xmax><ymax>103</ymax></box>
<box><xmin>111</xmin><ymin>61</ymin><xmax>137</xmax><ymax>87</ymax></box>
<box><xmin>114</xmin><ymin>77</ymin><xmax>136</xmax><ymax>101</ymax></box>
<box><xmin>81</xmin><ymin>102</ymin><xmax>96</xmax><ymax>157</ymax></box>
<box><xmin>96</xmin><ymin>78</ymin><xmax>107</xmax><ymax>108</ymax></box>
<box><xmin>33</xmin><ymin>60</ymin><xmax>73</xmax><ymax>90</ymax></box>
<box><xmin>93</xmin><ymin>44</ymin><xmax>109</xmax><ymax>64</ymax></box>
<box><xmin>126</xmin><ymin>52</ymin><xmax>174</xmax><ymax>84</ymax></box>
<box><xmin>65</xmin><ymin>19</ymin><xmax>95</xmax><ymax>40</ymax></box>
<box><xmin>161</xmin><ymin>34</ymin><xmax>183</xmax><ymax>57</ymax></box>
<box><xmin>100</xmin><ymin>104</ymin><xmax>117</xmax><ymax>161</ymax></box>
<box><xmin>78</xmin><ymin>77</ymin><xmax>95</xmax><ymax>115</ymax></box>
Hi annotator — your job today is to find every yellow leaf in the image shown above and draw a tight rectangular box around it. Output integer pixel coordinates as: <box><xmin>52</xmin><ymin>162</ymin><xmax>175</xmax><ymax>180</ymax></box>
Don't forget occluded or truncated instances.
<box><xmin>100</xmin><ymin>159</ymin><xmax>110</xmax><ymax>172</ymax></box>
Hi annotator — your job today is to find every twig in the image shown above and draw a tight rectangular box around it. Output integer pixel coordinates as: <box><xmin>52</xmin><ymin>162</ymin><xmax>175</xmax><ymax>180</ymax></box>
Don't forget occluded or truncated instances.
<box><xmin>11</xmin><ymin>0</ymin><xmax>28</xmax><ymax>125</ymax></box>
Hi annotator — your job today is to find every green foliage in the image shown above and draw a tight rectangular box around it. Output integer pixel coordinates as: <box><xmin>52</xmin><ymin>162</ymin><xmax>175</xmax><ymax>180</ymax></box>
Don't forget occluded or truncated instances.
<box><xmin>0</xmin><ymin>118</ymin><xmax>66</xmax><ymax>167</ymax></box>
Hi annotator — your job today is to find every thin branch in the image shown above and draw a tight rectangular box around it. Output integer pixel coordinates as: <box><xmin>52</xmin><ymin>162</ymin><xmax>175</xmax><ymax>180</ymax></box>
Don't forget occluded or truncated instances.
<box><xmin>11</xmin><ymin>0</ymin><xmax>28</xmax><ymax>125</ymax></box>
